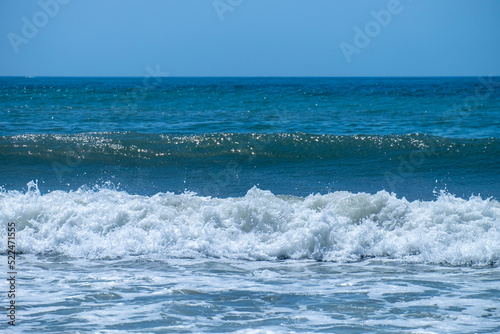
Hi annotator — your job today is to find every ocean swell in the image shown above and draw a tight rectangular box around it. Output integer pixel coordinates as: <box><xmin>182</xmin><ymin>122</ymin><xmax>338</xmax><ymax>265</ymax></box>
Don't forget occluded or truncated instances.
<box><xmin>2</xmin><ymin>132</ymin><xmax>499</xmax><ymax>166</ymax></box>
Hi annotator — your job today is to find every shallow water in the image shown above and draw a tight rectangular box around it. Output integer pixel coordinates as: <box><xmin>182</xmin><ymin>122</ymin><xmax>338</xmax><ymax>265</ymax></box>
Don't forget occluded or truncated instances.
<box><xmin>13</xmin><ymin>255</ymin><xmax>500</xmax><ymax>333</ymax></box>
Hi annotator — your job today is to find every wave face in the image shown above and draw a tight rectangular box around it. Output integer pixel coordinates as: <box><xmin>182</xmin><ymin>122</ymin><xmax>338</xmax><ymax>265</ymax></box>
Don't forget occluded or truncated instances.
<box><xmin>1</xmin><ymin>183</ymin><xmax>499</xmax><ymax>265</ymax></box>
<box><xmin>1</xmin><ymin>132</ymin><xmax>499</xmax><ymax>200</ymax></box>
<box><xmin>2</xmin><ymin>132</ymin><xmax>500</xmax><ymax>165</ymax></box>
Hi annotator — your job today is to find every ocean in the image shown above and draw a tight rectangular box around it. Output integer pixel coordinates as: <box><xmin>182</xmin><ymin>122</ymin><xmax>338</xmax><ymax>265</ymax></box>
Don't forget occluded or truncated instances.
<box><xmin>1</xmin><ymin>77</ymin><xmax>499</xmax><ymax>333</ymax></box>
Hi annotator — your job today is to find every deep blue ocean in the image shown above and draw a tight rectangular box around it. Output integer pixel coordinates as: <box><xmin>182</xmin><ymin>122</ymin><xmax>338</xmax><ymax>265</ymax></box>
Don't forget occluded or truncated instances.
<box><xmin>1</xmin><ymin>77</ymin><xmax>500</xmax><ymax>333</ymax></box>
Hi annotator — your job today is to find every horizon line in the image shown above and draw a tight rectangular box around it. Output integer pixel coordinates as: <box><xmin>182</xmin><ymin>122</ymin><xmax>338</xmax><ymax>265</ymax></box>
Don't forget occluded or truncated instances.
<box><xmin>1</xmin><ymin>75</ymin><xmax>499</xmax><ymax>79</ymax></box>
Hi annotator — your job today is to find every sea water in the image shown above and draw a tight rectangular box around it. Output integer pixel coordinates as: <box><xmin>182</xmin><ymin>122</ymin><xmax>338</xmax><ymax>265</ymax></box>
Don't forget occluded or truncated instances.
<box><xmin>1</xmin><ymin>77</ymin><xmax>499</xmax><ymax>333</ymax></box>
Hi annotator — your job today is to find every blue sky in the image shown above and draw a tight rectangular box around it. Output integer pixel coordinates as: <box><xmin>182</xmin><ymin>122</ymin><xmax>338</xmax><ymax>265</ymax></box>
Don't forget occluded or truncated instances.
<box><xmin>1</xmin><ymin>0</ymin><xmax>499</xmax><ymax>77</ymax></box>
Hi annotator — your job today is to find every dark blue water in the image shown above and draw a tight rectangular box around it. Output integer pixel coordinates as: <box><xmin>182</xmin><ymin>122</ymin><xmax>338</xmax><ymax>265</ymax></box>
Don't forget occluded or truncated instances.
<box><xmin>1</xmin><ymin>77</ymin><xmax>499</xmax><ymax>200</ymax></box>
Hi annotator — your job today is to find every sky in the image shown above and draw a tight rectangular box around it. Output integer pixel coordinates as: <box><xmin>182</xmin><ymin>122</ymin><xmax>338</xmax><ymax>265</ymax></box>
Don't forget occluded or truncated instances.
<box><xmin>0</xmin><ymin>0</ymin><xmax>499</xmax><ymax>77</ymax></box>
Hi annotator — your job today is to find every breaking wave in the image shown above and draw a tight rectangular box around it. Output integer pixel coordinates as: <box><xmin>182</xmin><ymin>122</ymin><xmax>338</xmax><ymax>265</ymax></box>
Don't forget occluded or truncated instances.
<box><xmin>1</xmin><ymin>182</ymin><xmax>499</xmax><ymax>265</ymax></box>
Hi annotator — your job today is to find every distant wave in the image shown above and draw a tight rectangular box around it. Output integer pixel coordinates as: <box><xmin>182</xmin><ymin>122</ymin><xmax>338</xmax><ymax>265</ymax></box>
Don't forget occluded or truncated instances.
<box><xmin>1</xmin><ymin>132</ymin><xmax>499</xmax><ymax>166</ymax></box>
<box><xmin>1</xmin><ymin>182</ymin><xmax>499</xmax><ymax>265</ymax></box>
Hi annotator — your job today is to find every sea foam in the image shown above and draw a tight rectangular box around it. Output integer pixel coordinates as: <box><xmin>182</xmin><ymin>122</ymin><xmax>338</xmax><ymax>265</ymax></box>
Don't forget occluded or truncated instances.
<box><xmin>1</xmin><ymin>182</ymin><xmax>499</xmax><ymax>265</ymax></box>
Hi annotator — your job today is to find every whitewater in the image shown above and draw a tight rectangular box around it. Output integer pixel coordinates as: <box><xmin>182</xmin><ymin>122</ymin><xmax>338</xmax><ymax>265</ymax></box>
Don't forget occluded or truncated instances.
<box><xmin>2</xmin><ymin>182</ymin><xmax>499</xmax><ymax>265</ymax></box>
<box><xmin>2</xmin><ymin>183</ymin><xmax>500</xmax><ymax>333</ymax></box>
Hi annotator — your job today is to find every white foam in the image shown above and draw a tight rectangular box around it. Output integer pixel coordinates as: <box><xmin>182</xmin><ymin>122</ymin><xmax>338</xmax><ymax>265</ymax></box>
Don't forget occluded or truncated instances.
<box><xmin>1</xmin><ymin>183</ymin><xmax>499</xmax><ymax>265</ymax></box>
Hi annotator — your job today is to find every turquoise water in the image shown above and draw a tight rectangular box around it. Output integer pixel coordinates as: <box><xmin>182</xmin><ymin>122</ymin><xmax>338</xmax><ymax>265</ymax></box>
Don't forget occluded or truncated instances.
<box><xmin>1</xmin><ymin>77</ymin><xmax>500</xmax><ymax>200</ymax></box>
<box><xmin>1</xmin><ymin>77</ymin><xmax>500</xmax><ymax>333</ymax></box>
